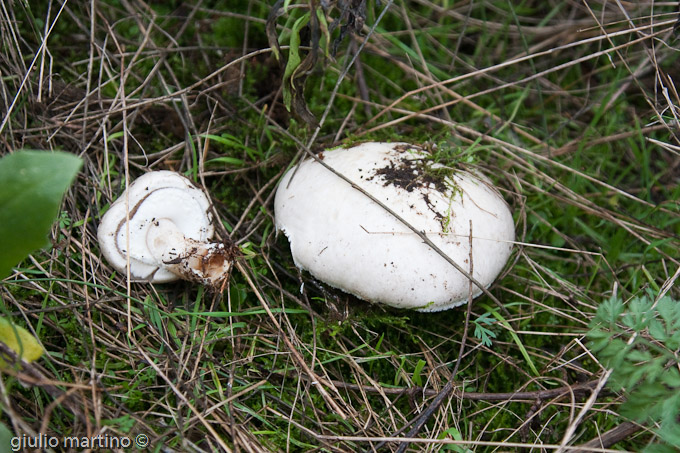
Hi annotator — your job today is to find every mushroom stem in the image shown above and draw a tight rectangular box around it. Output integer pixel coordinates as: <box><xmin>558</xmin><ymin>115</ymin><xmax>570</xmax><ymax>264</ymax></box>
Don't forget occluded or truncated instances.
<box><xmin>146</xmin><ymin>218</ymin><xmax>232</xmax><ymax>287</ymax></box>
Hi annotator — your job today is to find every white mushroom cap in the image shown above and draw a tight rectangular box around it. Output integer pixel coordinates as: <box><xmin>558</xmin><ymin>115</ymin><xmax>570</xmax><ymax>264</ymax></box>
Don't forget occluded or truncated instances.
<box><xmin>274</xmin><ymin>142</ymin><xmax>515</xmax><ymax>312</ymax></box>
<box><xmin>98</xmin><ymin>171</ymin><xmax>231</xmax><ymax>287</ymax></box>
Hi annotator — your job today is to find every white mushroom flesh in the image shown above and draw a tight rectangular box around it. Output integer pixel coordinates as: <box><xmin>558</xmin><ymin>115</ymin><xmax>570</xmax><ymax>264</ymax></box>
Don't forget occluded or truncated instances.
<box><xmin>274</xmin><ymin>142</ymin><xmax>515</xmax><ymax>312</ymax></box>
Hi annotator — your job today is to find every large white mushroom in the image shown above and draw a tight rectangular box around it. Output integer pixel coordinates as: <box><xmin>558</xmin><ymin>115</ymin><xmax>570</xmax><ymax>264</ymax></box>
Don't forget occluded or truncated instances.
<box><xmin>98</xmin><ymin>171</ymin><xmax>231</xmax><ymax>288</ymax></box>
<box><xmin>274</xmin><ymin>142</ymin><xmax>515</xmax><ymax>312</ymax></box>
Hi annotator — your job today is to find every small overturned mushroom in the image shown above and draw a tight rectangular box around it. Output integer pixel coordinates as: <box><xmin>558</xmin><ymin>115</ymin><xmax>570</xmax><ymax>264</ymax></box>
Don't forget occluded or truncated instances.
<box><xmin>98</xmin><ymin>171</ymin><xmax>231</xmax><ymax>288</ymax></box>
<box><xmin>274</xmin><ymin>142</ymin><xmax>515</xmax><ymax>312</ymax></box>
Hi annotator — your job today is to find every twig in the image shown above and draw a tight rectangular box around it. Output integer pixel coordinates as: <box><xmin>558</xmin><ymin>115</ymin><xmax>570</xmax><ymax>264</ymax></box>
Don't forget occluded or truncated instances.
<box><xmin>572</xmin><ymin>422</ymin><xmax>643</xmax><ymax>453</ymax></box>
<box><xmin>556</xmin><ymin>369</ymin><xmax>614</xmax><ymax>452</ymax></box>
<box><xmin>332</xmin><ymin>379</ymin><xmax>599</xmax><ymax>401</ymax></box>
<box><xmin>349</xmin><ymin>37</ymin><xmax>372</xmax><ymax>118</ymax></box>
<box><xmin>393</xmin><ymin>222</ymin><xmax>475</xmax><ymax>453</ymax></box>
<box><xmin>259</xmin><ymin>368</ymin><xmax>600</xmax><ymax>401</ymax></box>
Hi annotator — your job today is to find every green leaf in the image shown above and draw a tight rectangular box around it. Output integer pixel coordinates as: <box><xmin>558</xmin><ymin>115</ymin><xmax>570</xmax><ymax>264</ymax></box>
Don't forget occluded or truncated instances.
<box><xmin>625</xmin><ymin>297</ymin><xmax>653</xmax><ymax>330</ymax></box>
<box><xmin>591</xmin><ymin>295</ymin><xmax>624</xmax><ymax>327</ymax></box>
<box><xmin>282</xmin><ymin>13</ymin><xmax>310</xmax><ymax>112</ymax></box>
<box><xmin>480</xmin><ymin>304</ymin><xmax>540</xmax><ymax>376</ymax></box>
<box><xmin>412</xmin><ymin>359</ymin><xmax>426</xmax><ymax>387</ymax></box>
<box><xmin>657</xmin><ymin>420</ymin><xmax>680</xmax><ymax>446</ymax></box>
<box><xmin>0</xmin><ymin>150</ymin><xmax>82</xmax><ymax>278</ymax></box>
<box><xmin>473</xmin><ymin>315</ymin><xmax>497</xmax><ymax>347</ymax></box>
<box><xmin>0</xmin><ymin>317</ymin><xmax>43</xmax><ymax>367</ymax></box>
<box><xmin>316</xmin><ymin>9</ymin><xmax>330</xmax><ymax>58</ymax></box>
<box><xmin>648</xmin><ymin>319</ymin><xmax>667</xmax><ymax>342</ymax></box>
<box><xmin>102</xmin><ymin>414</ymin><xmax>136</xmax><ymax>433</ymax></box>
<box><xmin>206</xmin><ymin>157</ymin><xmax>246</xmax><ymax>167</ymax></box>
<box><xmin>588</xmin><ymin>291</ymin><xmax>680</xmax><ymax>451</ymax></box>
<box><xmin>627</xmin><ymin>348</ymin><xmax>652</xmax><ymax>364</ymax></box>
<box><xmin>657</xmin><ymin>295</ymin><xmax>680</xmax><ymax>333</ymax></box>
<box><xmin>643</xmin><ymin>444</ymin><xmax>679</xmax><ymax>453</ymax></box>
<box><xmin>438</xmin><ymin>427</ymin><xmax>469</xmax><ymax>452</ymax></box>
<box><xmin>0</xmin><ymin>422</ymin><xmax>12</xmax><ymax>453</ymax></box>
<box><xmin>661</xmin><ymin>368</ymin><xmax>680</xmax><ymax>387</ymax></box>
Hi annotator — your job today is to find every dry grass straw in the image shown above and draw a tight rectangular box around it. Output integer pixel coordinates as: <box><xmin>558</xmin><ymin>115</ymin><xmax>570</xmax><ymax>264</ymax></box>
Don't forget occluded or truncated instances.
<box><xmin>0</xmin><ymin>1</ymin><xmax>679</xmax><ymax>452</ymax></box>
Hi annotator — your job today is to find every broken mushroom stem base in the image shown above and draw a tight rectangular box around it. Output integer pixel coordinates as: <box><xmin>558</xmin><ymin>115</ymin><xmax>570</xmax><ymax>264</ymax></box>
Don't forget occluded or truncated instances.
<box><xmin>146</xmin><ymin>219</ymin><xmax>233</xmax><ymax>289</ymax></box>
